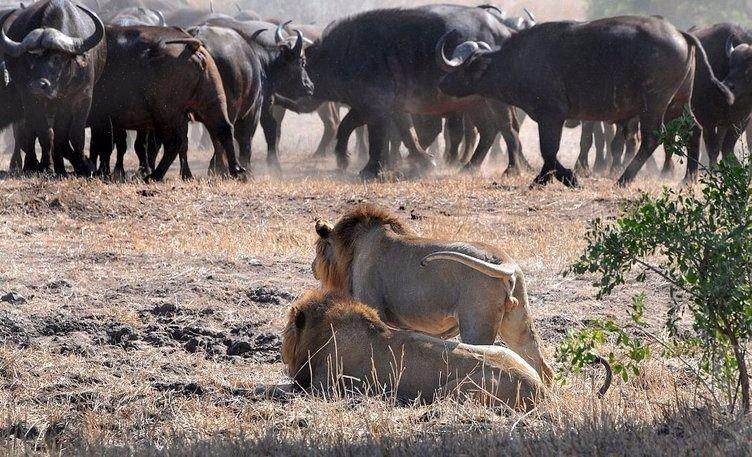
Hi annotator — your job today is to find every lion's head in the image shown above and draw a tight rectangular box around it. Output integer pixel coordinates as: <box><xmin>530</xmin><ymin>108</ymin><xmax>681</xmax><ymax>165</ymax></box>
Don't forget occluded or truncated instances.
<box><xmin>282</xmin><ymin>289</ymin><xmax>390</xmax><ymax>388</ymax></box>
<box><xmin>312</xmin><ymin>203</ymin><xmax>414</xmax><ymax>293</ymax></box>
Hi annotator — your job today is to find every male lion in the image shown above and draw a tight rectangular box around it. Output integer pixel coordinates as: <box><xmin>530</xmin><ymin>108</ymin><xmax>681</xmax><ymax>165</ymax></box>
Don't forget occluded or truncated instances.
<box><xmin>312</xmin><ymin>204</ymin><xmax>555</xmax><ymax>383</ymax></box>
<box><xmin>280</xmin><ymin>290</ymin><xmax>545</xmax><ymax>410</ymax></box>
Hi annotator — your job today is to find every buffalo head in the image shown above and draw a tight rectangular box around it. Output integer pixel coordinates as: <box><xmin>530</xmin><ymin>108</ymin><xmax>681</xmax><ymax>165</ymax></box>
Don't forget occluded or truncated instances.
<box><xmin>0</xmin><ymin>5</ymin><xmax>104</xmax><ymax>99</ymax></box>
<box><xmin>723</xmin><ymin>36</ymin><xmax>752</xmax><ymax>102</ymax></box>
<box><xmin>269</xmin><ymin>21</ymin><xmax>314</xmax><ymax>99</ymax></box>
<box><xmin>435</xmin><ymin>30</ymin><xmax>492</xmax><ymax>98</ymax></box>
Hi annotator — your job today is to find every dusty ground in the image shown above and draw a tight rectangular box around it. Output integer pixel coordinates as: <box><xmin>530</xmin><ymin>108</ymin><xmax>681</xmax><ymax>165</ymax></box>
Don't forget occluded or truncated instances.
<box><xmin>0</xmin><ymin>113</ymin><xmax>750</xmax><ymax>455</ymax></box>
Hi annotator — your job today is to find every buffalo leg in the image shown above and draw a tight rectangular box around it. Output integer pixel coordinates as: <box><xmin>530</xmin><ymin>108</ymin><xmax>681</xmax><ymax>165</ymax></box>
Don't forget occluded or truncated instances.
<box><xmin>391</xmin><ymin>112</ymin><xmax>433</xmax><ymax>170</ymax></box>
<box><xmin>618</xmin><ymin>112</ymin><xmax>665</xmax><ymax>186</ymax></box>
<box><xmin>444</xmin><ymin>114</ymin><xmax>463</xmax><ymax>165</ymax></box>
<box><xmin>151</xmin><ymin>122</ymin><xmax>189</xmax><ymax>182</ymax></box>
<box><xmin>112</xmin><ymin>128</ymin><xmax>128</xmax><ymax>180</ymax></box>
<box><xmin>133</xmin><ymin>130</ymin><xmax>153</xmax><ymax>176</ymax></box>
<box><xmin>360</xmin><ymin>116</ymin><xmax>390</xmax><ymax>179</ymax></box>
<box><xmin>720</xmin><ymin>122</ymin><xmax>744</xmax><ymax>165</ymax></box>
<box><xmin>9</xmin><ymin>123</ymin><xmax>23</xmax><ymax>172</ymax></box>
<box><xmin>232</xmin><ymin>115</ymin><xmax>257</xmax><ymax>175</ymax></box>
<box><xmin>683</xmin><ymin>124</ymin><xmax>703</xmax><ymax>183</ymax></box>
<box><xmin>593</xmin><ymin>122</ymin><xmax>611</xmax><ymax>174</ymax></box>
<box><xmin>412</xmin><ymin>114</ymin><xmax>442</xmax><ymax>151</ymax></box>
<box><xmin>499</xmin><ymin>108</ymin><xmax>523</xmax><ymax>175</ymax></box>
<box><xmin>534</xmin><ymin>118</ymin><xmax>576</xmax><ymax>187</ymax></box>
<box><xmin>334</xmin><ymin>109</ymin><xmax>366</xmax><ymax>172</ymax></box>
<box><xmin>460</xmin><ymin>115</ymin><xmax>479</xmax><ymax>164</ymax></box>
<box><xmin>354</xmin><ymin>127</ymin><xmax>368</xmax><ymax>158</ymax></box>
<box><xmin>575</xmin><ymin>121</ymin><xmax>594</xmax><ymax>175</ymax></box>
<box><xmin>313</xmin><ymin>103</ymin><xmax>338</xmax><ymax>157</ymax></box>
<box><xmin>260</xmin><ymin>106</ymin><xmax>282</xmax><ymax>174</ymax></box>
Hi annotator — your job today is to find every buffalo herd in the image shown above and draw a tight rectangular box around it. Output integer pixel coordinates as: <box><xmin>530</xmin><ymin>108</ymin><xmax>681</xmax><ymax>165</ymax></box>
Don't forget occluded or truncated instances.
<box><xmin>0</xmin><ymin>0</ymin><xmax>750</xmax><ymax>187</ymax></box>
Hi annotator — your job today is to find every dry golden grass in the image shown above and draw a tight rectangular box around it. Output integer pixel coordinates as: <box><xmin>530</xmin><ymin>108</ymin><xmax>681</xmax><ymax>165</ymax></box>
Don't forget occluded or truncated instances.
<box><xmin>0</xmin><ymin>113</ymin><xmax>749</xmax><ymax>455</ymax></box>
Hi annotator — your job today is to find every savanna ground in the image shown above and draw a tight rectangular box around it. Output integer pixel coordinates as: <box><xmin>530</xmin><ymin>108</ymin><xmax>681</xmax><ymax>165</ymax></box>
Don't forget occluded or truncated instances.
<box><xmin>0</xmin><ymin>113</ymin><xmax>750</xmax><ymax>456</ymax></box>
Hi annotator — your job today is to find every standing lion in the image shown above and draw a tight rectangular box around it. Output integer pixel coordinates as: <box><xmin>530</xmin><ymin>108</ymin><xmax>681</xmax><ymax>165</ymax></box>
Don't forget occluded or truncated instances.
<box><xmin>281</xmin><ymin>290</ymin><xmax>546</xmax><ymax>410</ymax></box>
<box><xmin>312</xmin><ymin>203</ymin><xmax>554</xmax><ymax>384</ymax></box>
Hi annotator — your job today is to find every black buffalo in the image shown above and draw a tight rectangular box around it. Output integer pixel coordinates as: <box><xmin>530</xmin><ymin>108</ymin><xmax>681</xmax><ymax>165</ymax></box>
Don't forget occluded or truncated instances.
<box><xmin>201</xmin><ymin>18</ymin><xmax>313</xmax><ymax>172</ymax></box>
<box><xmin>303</xmin><ymin>5</ymin><xmax>512</xmax><ymax>178</ymax></box>
<box><xmin>437</xmin><ymin>15</ymin><xmax>733</xmax><ymax>186</ymax></box>
<box><xmin>683</xmin><ymin>23</ymin><xmax>752</xmax><ymax>180</ymax></box>
<box><xmin>1</xmin><ymin>0</ymin><xmax>106</xmax><ymax>175</ymax></box>
<box><xmin>87</xmin><ymin>25</ymin><xmax>243</xmax><ymax>181</ymax></box>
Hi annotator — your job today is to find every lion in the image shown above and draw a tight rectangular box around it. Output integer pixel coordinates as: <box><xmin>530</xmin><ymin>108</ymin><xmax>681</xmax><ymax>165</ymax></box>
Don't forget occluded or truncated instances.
<box><xmin>279</xmin><ymin>290</ymin><xmax>546</xmax><ymax>410</ymax></box>
<box><xmin>312</xmin><ymin>203</ymin><xmax>555</xmax><ymax>384</ymax></box>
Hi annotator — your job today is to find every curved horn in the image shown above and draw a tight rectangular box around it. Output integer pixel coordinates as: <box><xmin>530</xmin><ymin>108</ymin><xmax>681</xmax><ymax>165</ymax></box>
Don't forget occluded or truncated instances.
<box><xmin>478</xmin><ymin>4</ymin><xmax>506</xmax><ymax>19</ymax></box>
<box><xmin>0</xmin><ymin>10</ymin><xmax>24</xmax><ymax>58</ymax></box>
<box><xmin>477</xmin><ymin>41</ymin><xmax>492</xmax><ymax>51</ymax></box>
<box><xmin>154</xmin><ymin>9</ymin><xmax>166</xmax><ymax>27</ymax></box>
<box><xmin>435</xmin><ymin>30</ymin><xmax>463</xmax><ymax>73</ymax></box>
<box><xmin>275</xmin><ymin>20</ymin><xmax>291</xmax><ymax>45</ymax></box>
<box><xmin>523</xmin><ymin>7</ymin><xmax>536</xmax><ymax>24</ymax></box>
<box><xmin>727</xmin><ymin>35</ymin><xmax>737</xmax><ymax>58</ymax></box>
<box><xmin>291</xmin><ymin>29</ymin><xmax>303</xmax><ymax>55</ymax></box>
<box><xmin>592</xmin><ymin>355</ymin><xmax>612</xmax><ymax>398</ymax></box>
<box><xmin>69</xmin><ymin>5</ymin><xmax>105</xmax><ymax>54</ymax></box>
<box><xmin>209</xmin><ymin>0</ymin><xmax>214</xmax><ymax>13</ymax></box>
<box><xmin>420</xmin><ymin>251</ymin><xmax>516</xmax><ymax>279</ymax></box>
<box><xmin>250</xmin><ymin>28</ymin><xmax>266</xmax><ymax>42</ymax></box>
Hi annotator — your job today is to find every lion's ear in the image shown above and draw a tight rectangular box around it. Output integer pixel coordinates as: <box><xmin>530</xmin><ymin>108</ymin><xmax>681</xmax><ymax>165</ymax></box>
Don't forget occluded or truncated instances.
<box><xmin>295</xmin><ymin>310</ymin><xmax>306</xmax><ymax>329</ymax></box>
<box><xmin>315</xmin><ymin>219</ymin><xmax>333</xmax><ymax>238</ymax></box>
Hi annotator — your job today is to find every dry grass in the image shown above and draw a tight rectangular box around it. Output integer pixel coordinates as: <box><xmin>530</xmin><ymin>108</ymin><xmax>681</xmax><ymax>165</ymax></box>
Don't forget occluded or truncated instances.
<box><xmin>0</xmin><ymin>113</ymin><xmax>749</xmax><ymax>455</ymax></box>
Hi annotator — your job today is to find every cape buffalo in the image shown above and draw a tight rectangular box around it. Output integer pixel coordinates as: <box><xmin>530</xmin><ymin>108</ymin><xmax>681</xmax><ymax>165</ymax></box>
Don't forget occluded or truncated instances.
<box><xmin>87</xmin><ymin>25</ymin><xmax>243</xmax><ymax>181</ymax></box>
<box><xmin>436</xmin><ymin>15</ymin><xmax>733</xmax><ymax>187</ymax></box>
<box><xmin>1</xmin><ymin>0</ymin><xmax>106</xmax><ymax>176</ymax></box>
<box><xmin>682</xmin><ymin>23</ymin><xmax>752</xmax><ymax>181</ymax></box>
<box><xmin>304</xmin><ymin>5</ymin><xmax>512</xmax><ymax>178</ymax></box>
<box><xmin>201</xmin><ymin>18</ymin><xmax>313</xmax><ymax>172</ymax></box>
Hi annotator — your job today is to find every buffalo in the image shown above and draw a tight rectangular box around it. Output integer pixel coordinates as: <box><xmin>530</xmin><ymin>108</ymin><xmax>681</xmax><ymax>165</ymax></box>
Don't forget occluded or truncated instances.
<box><xmin>436</xmin><ymin>15</ymin><xmax>733</xmax><ymax>187</ymax></box>
<box><xmin>683</xmin><ymin>23</ymin><xmax>752</xmax><ymax>181</ymax></box>
<box><xmin>87</xmin><ymin>25</ymin><xmax>243</xmax><ymax>181</ymax></box>
<box><xmin>1</xmin><ymin>0</ymin><xmax>106</xmax><ymax>175</ymax></box>
<box><xmin>200</xmin><ymin>18</ymin><xmax>313</xmax><ymax>172</ymax></box>
<box><xmin>303</xmin><ymin>5</ymin><xmax>512</xmax><ymax>178</ymax></box>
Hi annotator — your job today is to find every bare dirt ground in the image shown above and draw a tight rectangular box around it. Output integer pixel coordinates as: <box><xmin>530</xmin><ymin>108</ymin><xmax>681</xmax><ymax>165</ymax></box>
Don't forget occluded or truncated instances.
<box><xmin>0</xmin><ymin>113</ymin><xmax>750</xmax><ymax>455</ymax></box>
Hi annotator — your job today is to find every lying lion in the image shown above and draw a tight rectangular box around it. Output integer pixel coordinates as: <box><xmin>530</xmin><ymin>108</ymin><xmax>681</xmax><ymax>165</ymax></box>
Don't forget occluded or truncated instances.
<box><xmin>312</xmin><ymin>203</ymin><xmax>554</xmax><ymax>383</ymax></box>
<box><xmin>279</xmin><ymin>290</ymin><xmax>546</xmax><ymax>410</ymax></box>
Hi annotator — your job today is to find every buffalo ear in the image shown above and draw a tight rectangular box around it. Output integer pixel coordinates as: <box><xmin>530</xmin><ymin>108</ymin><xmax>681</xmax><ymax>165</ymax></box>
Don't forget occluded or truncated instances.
<box><xmin>295</xmin><ymin>310</ymin><xmax>306</xmax><ymax>329</ymax></box>
<box><xmin>315</xmin><ymin>219</ymin><xmax>333</xmax><ymax>238</ymax></box>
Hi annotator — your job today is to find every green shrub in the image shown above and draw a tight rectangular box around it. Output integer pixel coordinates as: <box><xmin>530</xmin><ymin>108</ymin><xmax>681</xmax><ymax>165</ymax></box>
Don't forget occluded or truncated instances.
<box><xmin>557</xmin><ymin>115</ymin><xmax>752</xmax><ymax>413</ymax></box>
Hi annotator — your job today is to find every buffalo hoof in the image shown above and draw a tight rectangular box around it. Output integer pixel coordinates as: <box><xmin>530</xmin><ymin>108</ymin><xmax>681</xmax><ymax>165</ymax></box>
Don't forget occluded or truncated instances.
<box><xmin>558</xmin><ymin>168</ymin><xmax>579</xmax><ymax>188</ymax></box>
<box><xmin>359</xmin><ymin>164</ymin><xmax>381</xmax><ymax>180</ymax></box>
<box><xmin>593</xmin><ymin>160</ymin><xmax>609</xmax><ymax>176</ymax></box>
<box><xmin>460</xmin><ymin>163</ymin><xmax>481</xmax><ymax>174</ymax></box>
<box><xmin>531</xmin><ymin>170</ymin><xmax>554</xmax><ymax>188</ymax></box>
<box><xmin>573</xmin><ymin>161</ymin><xmax>590</xmax><ymax>178</ymax></box>
<box><xmin>181</xmin><ymin>170</ymin><xmax>194</xmax><ymax>181</ymax></box>
<box><xmin>112</xmin><ymin>167</ymin><xmax>127</xmax><ymax>183</ymax></box>
<box><xmin>682</xmin><ymin>171</ymin><xmax>698</xmax><ymax>185</ymax></box>
<box><xmin>335</xmin><ymin>154</ymin><xmax>349</xmax><ymax>172</ymax></box>
<box><xmin>502</xmin><ymin>165</ymin><xmax>520</xmax><ymax>178</ymax></box>
<box><xmin>616</xmin><ymin>173</ymin><xmax>634</xmax><ymax>187</ymax></box>
<box><xmin>408</xmin><ymin>152</ymin><xmax>435</xmax><ymax>170</ymax></box>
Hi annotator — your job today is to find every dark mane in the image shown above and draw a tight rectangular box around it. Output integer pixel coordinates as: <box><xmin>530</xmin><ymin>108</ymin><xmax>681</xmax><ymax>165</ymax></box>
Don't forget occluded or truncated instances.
<box><xmin>313</xmin><ymin>204</ymin><xmax>415</xmax><ymax>294</ymax></box>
